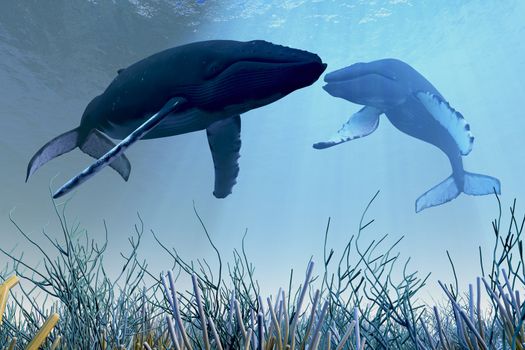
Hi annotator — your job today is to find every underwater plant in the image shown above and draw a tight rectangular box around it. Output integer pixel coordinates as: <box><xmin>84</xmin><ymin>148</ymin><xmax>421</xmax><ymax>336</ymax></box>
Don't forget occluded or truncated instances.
<box><xmin>0</xmin><ymin>275</ymin><xmax>59</xmax><ymax>349</ymax></box>
<box><xmin>1</xmin><ymin>192</ymin><xmax>524</xmax><ymax>349</ymax></box>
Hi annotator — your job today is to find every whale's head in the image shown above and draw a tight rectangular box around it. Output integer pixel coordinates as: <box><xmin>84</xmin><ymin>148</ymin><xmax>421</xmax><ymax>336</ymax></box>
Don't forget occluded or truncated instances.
<box><xmin>323</xmin><ymin>59</ymin><xmax>414</xmax><ymax>110</ymax></box>
<box><xmin>88</xmin><ymin>40</ymin><xmax>326</xmax><ymax>129</ymax></box>
<box><xmin>182</xmin><ymin>40</ymin><xmax>327</xmax><ymax>111</ymax></box>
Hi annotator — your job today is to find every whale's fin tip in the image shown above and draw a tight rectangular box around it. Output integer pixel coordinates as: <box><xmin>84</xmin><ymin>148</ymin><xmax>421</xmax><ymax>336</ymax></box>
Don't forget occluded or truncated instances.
<box><xmin>416</xmin><ymin>91</ymin><xmax>474</xmax><ymax>155</ymax></box>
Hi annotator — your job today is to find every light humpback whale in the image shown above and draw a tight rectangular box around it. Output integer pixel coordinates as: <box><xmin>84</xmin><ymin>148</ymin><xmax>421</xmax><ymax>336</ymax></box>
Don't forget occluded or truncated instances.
<box><xmin>315</xmin><ymin>59</ymin><xmax>500</xmax><ymax>212</ymax></box>
<box><xmin>26</xmin><ymin>40</ymin><xmax>326</xmax><ymax>198</ymax></box>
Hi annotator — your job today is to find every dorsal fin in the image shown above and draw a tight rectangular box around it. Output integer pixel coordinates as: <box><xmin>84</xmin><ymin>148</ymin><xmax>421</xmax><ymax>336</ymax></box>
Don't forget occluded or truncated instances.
<box><xmin>416</xmin><ymin>91</ymin><xmax>474</xmax><ymax>155</ymax></box>
<box><xmin>117</xmin><ymin>68</ymin><xmax>125</xmax><ymax>75</ymax></box>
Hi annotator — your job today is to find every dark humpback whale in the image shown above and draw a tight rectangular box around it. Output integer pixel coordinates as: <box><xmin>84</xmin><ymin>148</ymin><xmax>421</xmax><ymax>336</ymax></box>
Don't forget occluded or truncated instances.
<box><xmin>26</xmin><ymin>40</ymin><xmax>326</xmax><ymax>198</ymax></box>
<box><xmin>315</xmin><ymin>59</ymin><xmax>500</xmax><ymax>212</ymax></box>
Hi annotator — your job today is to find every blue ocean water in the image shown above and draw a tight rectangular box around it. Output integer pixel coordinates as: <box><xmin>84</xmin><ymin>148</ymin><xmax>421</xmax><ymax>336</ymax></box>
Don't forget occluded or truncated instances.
<box><xmin>0</xmin><ymin>0</ymin><xmax>524</xmax><ymax>301</ymax></box>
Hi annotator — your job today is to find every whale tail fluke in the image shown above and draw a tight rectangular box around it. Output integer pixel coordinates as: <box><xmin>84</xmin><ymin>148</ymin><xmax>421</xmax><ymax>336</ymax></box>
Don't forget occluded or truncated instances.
<box><xmin>26</xmin><ymin>128</ymin><xmax>131</xmax><ymax>183</ymax></box>
<box><xmin>26</xmin><ymin>128</ymin><xmax>80</xmax><ymax>182</ymax></box>
<box><xmin>415</xmin><ymin>171</ymin><xmax>501</xmax><ymax>213</ymax></box>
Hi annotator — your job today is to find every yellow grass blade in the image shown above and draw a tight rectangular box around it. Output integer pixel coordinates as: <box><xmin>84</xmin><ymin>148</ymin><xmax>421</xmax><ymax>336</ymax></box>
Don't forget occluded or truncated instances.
<box><xmin>25</xmin><ymin>313</ymin><xmax>59</xmax><ymax>350</ymax></box>
<box><xmin>0</xmin><ymin>275</ymin><xmax>20</xmax><ymax>325</ymax></box>
<box><xmin>50</xmin><ymin>335</ymin><xmax>61</xmax><ymax>350</ymax></box>
<box><xmin>7</xmin><ymin>337</ymin><xmax>17</xmax><ymax>350</ymax></box>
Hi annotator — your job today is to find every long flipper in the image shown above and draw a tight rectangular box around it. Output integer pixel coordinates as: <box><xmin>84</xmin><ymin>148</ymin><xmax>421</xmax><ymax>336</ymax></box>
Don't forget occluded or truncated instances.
<box><xmin>416</xmin><ymin>91</ymin><xmax>474</xmax><ymax>155</ymax></box>
<box><xmin>206</xmin><ymin>115</ymin><xmax>241</xmax><ymax>198</ymax></box>
<box><xmin>52</xmin><ymin>97</ymin><xmax>187</xmax><ymax>199</ymax></box>
<box><xmin>313</xmin><ymin>106</ymin><xmax>382</xmax><ymax>149</ymax></box>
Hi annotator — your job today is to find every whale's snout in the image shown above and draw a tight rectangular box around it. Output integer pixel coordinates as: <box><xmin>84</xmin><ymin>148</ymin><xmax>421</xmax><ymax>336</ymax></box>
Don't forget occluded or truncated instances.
<box><xmin>198</xmin><ymin>41</ymin><xmax>327</xmax><ymax>110</ymax></box>
<box><xmin>321</xmin><ymin>62</ymin><xmax>409</xmax><ymax>108</ymax></box>
<box><xmin>324</xmin><ymin>64</ymin><xmax>363</xmax><ymax>83</ymax></box>
<box><xmin>322</xmin><ymin>82</ymin><xmax>343</xmax><ymax>98</ymax></box>
<box><xmin>234</xmin><ymin>42</ymin><xmax>327</xmax><ymax>97</ymax></box>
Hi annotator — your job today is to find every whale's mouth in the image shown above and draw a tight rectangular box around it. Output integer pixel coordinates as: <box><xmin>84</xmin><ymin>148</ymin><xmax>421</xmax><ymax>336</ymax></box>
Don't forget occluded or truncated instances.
<box><xmin>324</xmin><ymin>61</ymin><xmax>398</xmax><ymax>84</ymax></box>
<box><xmin>321</xmin><ymin>70</ymin><xmax>407</xmax><ymax>108</ymax></box>
<box><xmin>324</xmin><ymin>71</ymin><xmax>396</xmax><ymax>84</ymax></box>
<box><xmin>322</xmin><ymin>72</ymin><xmax>396</xmax><ymax>97</ymax></box>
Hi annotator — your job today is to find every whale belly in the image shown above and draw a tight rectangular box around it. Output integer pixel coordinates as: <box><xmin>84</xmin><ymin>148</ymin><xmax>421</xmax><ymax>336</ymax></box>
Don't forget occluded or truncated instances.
<box><xmin>98</xmin><ymin>108</ymin><xmax>226</xmax><ymax>140</ymax></box>
<box><xmin>385</xmin><ymin>98</ymin><xmax>453</xmax><ymax>149</ymax></box>
<box><xmin>142</xmin><ymin>108</ymin><xmax>221</xmax><ymax>139</ymax></box>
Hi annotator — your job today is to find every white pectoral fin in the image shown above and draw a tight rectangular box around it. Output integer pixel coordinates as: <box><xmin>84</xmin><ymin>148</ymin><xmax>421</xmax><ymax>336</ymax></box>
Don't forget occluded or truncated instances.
<box><xmin>416</xmin><ymin>91</ymin><xmax>474</xmax><ymax>155</ymax></box>
<box><xmin>207</xmin><ymin>115</ymin><xmax>241</xmax><ymax>198</ymax></box>
<box><xmin>52</xmin><ymin>96</ymin><xmax>188</xmax><ymax>199</ymax></box>
<box><xmin>313</xmin><ymin>106</ymin><xmax>382</xmax><ymax>149</ymax></box>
